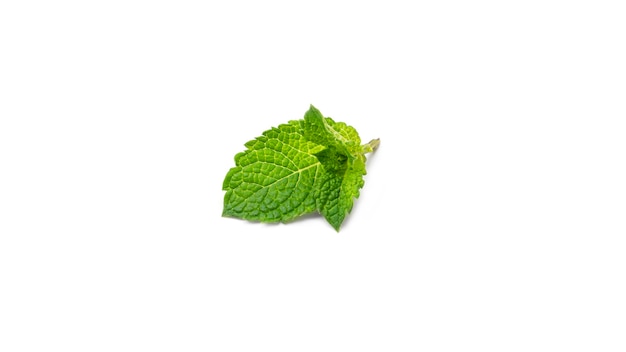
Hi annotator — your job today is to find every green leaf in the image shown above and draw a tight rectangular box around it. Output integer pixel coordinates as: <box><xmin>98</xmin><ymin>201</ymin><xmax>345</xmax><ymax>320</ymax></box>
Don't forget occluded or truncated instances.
<box><xmin>316</xmin><ymin>154</ymin><xmax>367</xmax><ymax>231</ymax></box>
<box><xmin>222</xmin><ymin>105</ymin><xmax>379</xmax><ymax>231</ymax></box>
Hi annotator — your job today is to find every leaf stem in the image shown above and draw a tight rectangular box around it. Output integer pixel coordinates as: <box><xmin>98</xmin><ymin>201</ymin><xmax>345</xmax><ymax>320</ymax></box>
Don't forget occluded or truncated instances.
<box><xmin>362</xmin><ymin>138</ymin><xmax>380</xmax><ymax>154</ymax></box>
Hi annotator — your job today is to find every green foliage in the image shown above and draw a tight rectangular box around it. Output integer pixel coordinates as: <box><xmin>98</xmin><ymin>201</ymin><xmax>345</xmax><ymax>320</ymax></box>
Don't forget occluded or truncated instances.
<box><xmin>222</xmin><ymin>105</ymin><xmax>379</xmax><ymax>231</ymax></box>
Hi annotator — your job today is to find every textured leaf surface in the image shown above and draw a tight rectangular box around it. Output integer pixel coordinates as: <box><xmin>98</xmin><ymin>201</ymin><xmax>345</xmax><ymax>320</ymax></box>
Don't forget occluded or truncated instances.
<box><xmin>222</xmin><ymin>105</ymin><xmax>378</xmax><ymax>231</ymax></box>
<box><xmin>317</xmin><ymin>155</ymin><xmax>367</xmax><ymax>230</ymax></box>
<box><xmin>222</xmin><ymin>120</ymin><xmax>325</xmax><ymax>222</ymax></box>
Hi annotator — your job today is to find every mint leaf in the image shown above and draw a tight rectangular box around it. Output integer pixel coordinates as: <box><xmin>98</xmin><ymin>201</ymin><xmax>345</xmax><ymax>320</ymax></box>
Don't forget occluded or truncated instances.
<box><xmin>222</xmin><ymin>105</ymin><xmax>379</xmax><ymax>231</ymax></box>
<box><xmin>316</xmin><ymin>152</ymin><xmax>367</xmax><ymax>231</ymax></box>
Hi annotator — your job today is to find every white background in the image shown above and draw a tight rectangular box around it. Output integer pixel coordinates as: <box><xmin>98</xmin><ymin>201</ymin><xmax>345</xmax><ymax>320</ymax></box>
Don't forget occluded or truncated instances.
<box><xmin>1</xmin><ymin>1</ymin><xmax>625</xmax><ymax>351</ymax></box>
